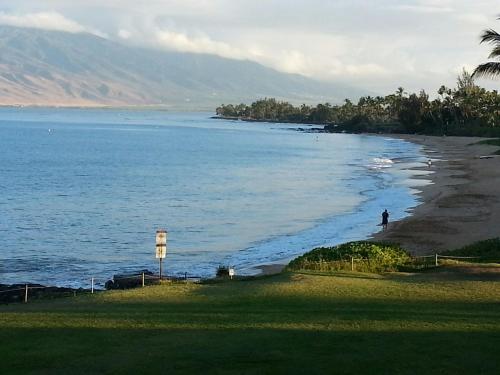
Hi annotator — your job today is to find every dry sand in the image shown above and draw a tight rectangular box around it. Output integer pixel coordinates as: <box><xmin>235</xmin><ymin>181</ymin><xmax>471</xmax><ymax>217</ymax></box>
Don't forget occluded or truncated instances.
<box><xmin>373</xmin><ymin>135</ymin><xmax>500</xmax><ymax>254</ymax></box>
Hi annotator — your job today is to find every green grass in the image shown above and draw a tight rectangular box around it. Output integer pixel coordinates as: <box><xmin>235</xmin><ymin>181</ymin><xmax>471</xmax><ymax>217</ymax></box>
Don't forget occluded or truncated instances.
<box><xmin>1</xmin><ymin>269</ymin><xmax>500</xmax><ymax>374</ymax></box>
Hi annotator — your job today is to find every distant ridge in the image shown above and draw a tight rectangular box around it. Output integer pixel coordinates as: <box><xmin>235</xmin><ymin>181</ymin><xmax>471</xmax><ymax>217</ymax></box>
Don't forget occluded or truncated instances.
<box><xmin>0</xmin><ymin>26</ymin><xmax>369</xmax><ymax>109</ymax></box>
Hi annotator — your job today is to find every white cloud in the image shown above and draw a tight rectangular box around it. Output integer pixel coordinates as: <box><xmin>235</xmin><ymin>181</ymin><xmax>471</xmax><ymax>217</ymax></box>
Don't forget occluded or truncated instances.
<box><xmin>262</xmin><ymin>48</ymin><xmax>388</xmax><ymax>80</ymax></box>
<box><xmin>395</xmin><ymin>5</ymin><xmax>454</xmax><ymax>13</ymax></box>
<box><xmin>453</xmin><ymin>64</ymin><xmax>476</xmax><ymax>75</ymax></box>
<box><xmin>455</xmin><ymin>13</ymin><xmax>490</xmax><ymax>26</ymax></box>
<box><xmin>0</xmin><ymin>11</ymin><xmax>106</xmax><ymax>37</ymax></box>
<box><xmin>344</xmin><ymin>64</ymin><xmax>388</xmax><ymax>76</ymax></box>
<box><xmin>118</xmin><ymin>29</ymin><xmax>132</xmax><ymax>39</ymax></box>
<box><xmin>277</xmin><ymin>50</ymin><xmax>309</xmax><ymax>75</ymax></box>
<box><xmin>155</xmin><ymin>29</ymin><xmax>249</xmax><ymax>60</ymax></box>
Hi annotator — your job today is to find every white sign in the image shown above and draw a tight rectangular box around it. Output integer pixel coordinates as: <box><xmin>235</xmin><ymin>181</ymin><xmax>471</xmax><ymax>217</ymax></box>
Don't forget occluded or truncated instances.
<box><xmin>156</xmin><ymin>230</ymin><xmax>167</xmax><ymax>246</ymax></box>
<box><xmin>156</xmin><ymin>245</ymin><xmax>167</xmax><ymax>259</ymax></box>
<box><xmin>156</xmin><ymin>229</ymin><xmax>167</xmax><ymax>259</ymax></box>
<box><xmin>228</xmin><ymin>267</ymin><xmax>235</xmax><ymax>279</ymax></box>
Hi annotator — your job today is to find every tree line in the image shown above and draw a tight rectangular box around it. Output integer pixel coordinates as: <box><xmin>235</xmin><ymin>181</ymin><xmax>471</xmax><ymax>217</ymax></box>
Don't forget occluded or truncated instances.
<box><xmin>216</xmin><ymin>71</ymin><xmax>499</xmax><ymax>136</ymax></box>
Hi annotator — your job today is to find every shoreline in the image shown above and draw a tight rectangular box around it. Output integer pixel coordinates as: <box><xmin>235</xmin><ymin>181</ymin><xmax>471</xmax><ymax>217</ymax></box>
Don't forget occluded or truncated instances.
<box><xmin>255</xmin><ymin>134</ymin><xmax>500</xmax><ymax>275</ymax></box>
<box><xmin>6</xmin><ymin>127</ymin><xmax>500</xmax><ymax>282</ymax></box>
<box><xmin>372</xmin><ymin>134</ymin><xmax>500</xmax><ymax>254</ymax></box>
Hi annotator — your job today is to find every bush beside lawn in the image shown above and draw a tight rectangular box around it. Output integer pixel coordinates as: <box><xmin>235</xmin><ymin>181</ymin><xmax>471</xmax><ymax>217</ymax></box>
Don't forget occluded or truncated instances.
<box><xmin>288</xmin><ymin>241</ymin><xmax>411</xmax><ymax>273</ymax></box>
<box><xmin>441</xmin><ymin>238</ymin><xmax>500</xmax><ymax>261</ymax></box>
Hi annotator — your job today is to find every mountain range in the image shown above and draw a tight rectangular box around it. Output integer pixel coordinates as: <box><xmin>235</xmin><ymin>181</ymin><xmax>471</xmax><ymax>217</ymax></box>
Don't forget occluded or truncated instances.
<box><xmin>0</xmin><ymin>26</ymin><xmax>368</xmax><ymax>109</ymax></box>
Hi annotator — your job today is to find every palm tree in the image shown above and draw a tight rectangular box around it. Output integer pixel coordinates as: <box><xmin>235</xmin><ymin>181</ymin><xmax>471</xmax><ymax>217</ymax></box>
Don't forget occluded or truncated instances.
<box><xmin>473</xmin><ymin>16</ymin><xmax>500</xmax><ymax>79</ymax></box>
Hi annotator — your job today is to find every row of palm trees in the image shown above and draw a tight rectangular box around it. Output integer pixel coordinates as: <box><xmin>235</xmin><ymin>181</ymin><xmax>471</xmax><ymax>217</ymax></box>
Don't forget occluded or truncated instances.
<box><xmin>216</xmin><ymin>16</ymin><xmax>499</xmax><ymax>130</ymax></box>
<box><xmin>216</xmin><ymin>75</ymin><xmax>499</xmax><ymax>136</ymax></box>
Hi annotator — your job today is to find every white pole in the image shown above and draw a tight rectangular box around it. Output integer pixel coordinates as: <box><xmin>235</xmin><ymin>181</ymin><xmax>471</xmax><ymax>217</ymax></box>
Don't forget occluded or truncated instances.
<box><xmin>91</xmin><ymin>277</ymin><xmax>94</xmax><ymax>294</ymax></box>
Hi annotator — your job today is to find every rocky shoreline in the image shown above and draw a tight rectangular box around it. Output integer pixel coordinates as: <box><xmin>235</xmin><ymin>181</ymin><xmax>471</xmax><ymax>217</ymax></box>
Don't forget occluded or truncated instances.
<box><xmin>211</xmin><ymin>115</ymin><xmax>326</xmax><ymax>127</ymax></box>
<box><xmin>0</xmin><ymin>283</ymin><xmax>88</xmax><ymax>304</ymax></box>
<box><xmin>0</xmin><ymin>270</ymin><xmax>191</xmax><ymax>304</ymax></box>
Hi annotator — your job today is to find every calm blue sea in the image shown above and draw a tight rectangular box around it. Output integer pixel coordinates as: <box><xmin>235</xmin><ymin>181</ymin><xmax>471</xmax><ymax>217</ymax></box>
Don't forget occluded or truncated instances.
<box><xmin>0</xmin><ymin>108</ymin><xmax>430</xmax><ymax>287</ymax></box>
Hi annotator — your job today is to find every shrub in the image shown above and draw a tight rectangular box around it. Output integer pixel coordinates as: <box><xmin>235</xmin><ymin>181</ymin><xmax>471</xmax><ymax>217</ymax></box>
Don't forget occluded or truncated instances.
<box><xmin>216</xmin><ymin>265</ymin><xmax>230</xmax><ymax>278</ymax></box>
<box><xmin>288</xmin><ymin>241</ymin><xmax>410</xmax><ymax>273</ymax></box>
<box><xmin>441</xmin><ymin>238</ymin><xmax>500</xmax><ymax>262</ymax></box>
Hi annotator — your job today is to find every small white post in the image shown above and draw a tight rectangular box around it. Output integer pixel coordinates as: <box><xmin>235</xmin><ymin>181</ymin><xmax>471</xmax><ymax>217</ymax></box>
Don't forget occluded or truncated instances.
<box><xmin>435</xmin><ymin>253</ymin><xmax>439</xmax><ymax>267</ymax></box>
<box><xmin>24</xmin><ymin>284</ymin><xmax>28</xmax><ymax>303</ymax></box>
<box><xmin>91</xmin><ymin>277</ymin><xmax>94</xmax><ymax>294</ymax></box>
<box><xmin>142</xmin><ymin>272</ymin><xmax>145</xmax><ymax>287</ymax></box>
<box><xmin>351</xmin><ymin>257</ymin><xmax>354</xmax><ymax>271</ymax></box>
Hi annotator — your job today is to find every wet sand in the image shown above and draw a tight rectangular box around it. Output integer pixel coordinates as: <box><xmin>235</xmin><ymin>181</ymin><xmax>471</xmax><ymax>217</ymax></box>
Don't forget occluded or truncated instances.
<box><xmin>372</xmin><ymin>135</ymin><xmax>500</xmax><ymax>254</ymax></box>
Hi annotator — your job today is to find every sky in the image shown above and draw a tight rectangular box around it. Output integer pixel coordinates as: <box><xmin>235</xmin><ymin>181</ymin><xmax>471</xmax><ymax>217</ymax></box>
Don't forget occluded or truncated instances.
<box><xmin>0</xmin><ymin>0</ymin><xmax>498</xmax><ymax>94</ymax></box>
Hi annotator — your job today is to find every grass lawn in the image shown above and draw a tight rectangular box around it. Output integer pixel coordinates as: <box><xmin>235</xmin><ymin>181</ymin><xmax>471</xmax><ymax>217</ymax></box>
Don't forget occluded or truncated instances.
<box><xmin>1</xmin><ymin>268</ymin><xmax>500</xmax><ymax>374</ymax></box>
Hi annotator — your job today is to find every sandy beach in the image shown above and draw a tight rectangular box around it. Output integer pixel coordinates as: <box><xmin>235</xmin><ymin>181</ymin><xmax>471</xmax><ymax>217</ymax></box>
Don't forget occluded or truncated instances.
<box><xmin>256</xmin><ymin>134</ymin><xmax>500</xmax><ymax>275</ymax></box>
<box><xmin>373</xmin><ymin>135</ymin><xmax>500</xmax><ymax>254</ymax></box>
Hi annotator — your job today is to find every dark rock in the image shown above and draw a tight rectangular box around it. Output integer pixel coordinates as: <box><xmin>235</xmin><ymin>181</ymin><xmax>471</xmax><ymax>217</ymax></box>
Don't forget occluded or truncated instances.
<box><xmin>105</xmin><ymin>270</ymin><xmax>159</xmax><ymax>290</ymax></box>
<box><xmin>0</xmin><ymin>283</ymin><xmax>84</xmax><ymax>304</ymax></box>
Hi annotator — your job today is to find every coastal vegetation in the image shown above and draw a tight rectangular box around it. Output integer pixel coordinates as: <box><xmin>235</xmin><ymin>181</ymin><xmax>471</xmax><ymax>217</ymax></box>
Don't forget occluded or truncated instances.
<box><xmin>216</xmin><ymin>70</ymin><xmax>500</xmax><ymax>136</ymax></box>
<box><xmin>442</xmin><ymin>238</ymin><xmax>500</xmax><ymax>261</ymax></box>
<box><xmin>288</xmin><ymin>241</ymin><xmax>410</xmax><ymax>273</ymax></box>
<box><xmin>288</xmin><ymin>239</ymin><xmax>500</xmax><ymax>273</ymax></box>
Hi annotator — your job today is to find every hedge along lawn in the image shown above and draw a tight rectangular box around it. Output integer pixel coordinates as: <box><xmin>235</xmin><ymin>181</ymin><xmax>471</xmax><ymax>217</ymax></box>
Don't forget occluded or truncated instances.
<box><xmin>288</xmin><ymin>241</ymin><xmax>411</xmax><ymax>273</ymax></box>
<box><xmin>1</xmin><ymin>270</ymin><xmax>500</xmax><ymax>375</ymax></box>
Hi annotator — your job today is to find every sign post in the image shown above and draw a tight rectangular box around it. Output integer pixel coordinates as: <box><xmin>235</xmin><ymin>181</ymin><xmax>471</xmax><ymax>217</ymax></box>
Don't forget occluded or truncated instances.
<box><xmin>156</xmin><ymin>229</ymin><xmax>167</xmax><ymax>280</ymax></box>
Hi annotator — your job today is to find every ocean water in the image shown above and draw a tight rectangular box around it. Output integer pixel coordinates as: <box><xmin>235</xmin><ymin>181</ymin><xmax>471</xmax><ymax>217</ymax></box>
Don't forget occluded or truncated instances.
<box><xmin>0</xmin><ymin>108</ymin><xmax>430</xmax><ymax>287</ymax></box>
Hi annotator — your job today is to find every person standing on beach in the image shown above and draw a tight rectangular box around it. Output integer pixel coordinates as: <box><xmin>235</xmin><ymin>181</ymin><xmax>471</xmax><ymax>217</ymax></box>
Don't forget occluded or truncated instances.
<box><xmin>381</xmin><ymin>209</ymin><xmax>389</xmax><ymax>230</ymax></box>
